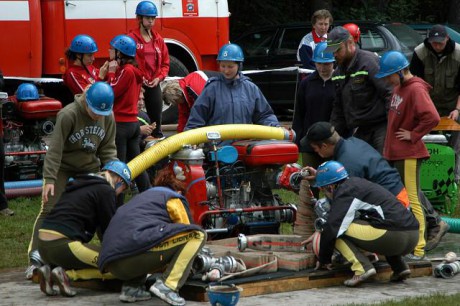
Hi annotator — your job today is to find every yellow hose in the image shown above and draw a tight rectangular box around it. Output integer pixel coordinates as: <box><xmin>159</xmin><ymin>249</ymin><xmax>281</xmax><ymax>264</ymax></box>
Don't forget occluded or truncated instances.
<box><xmin>128</xmin><ymin>124</ymin><xmax>295</xmax><ymax>179</ymax></box>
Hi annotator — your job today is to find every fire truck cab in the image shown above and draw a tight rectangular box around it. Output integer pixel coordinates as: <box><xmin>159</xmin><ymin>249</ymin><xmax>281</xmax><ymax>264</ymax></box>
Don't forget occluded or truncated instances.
<box><xmin>0</xmin><ymin>0</ymin><xmax>229</xmax><ymax>112</ymax></box>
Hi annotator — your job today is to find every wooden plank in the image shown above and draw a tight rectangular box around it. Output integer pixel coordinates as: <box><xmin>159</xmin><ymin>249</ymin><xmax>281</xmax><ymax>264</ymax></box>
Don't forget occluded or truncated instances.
<box><xmin>432</xmin><ymin>117</ymin><xmax>460</xmax><ymax>131</ymax></box>
<box><xmin>180</xmin><ymin>261</ymin><xmax>433</xmax><ymax>302</ymax></box>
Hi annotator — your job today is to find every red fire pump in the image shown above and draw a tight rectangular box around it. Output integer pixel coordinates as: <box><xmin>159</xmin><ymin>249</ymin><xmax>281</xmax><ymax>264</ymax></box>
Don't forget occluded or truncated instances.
<box><xmin>1</xmin><ymin>93</ymin><xmax>61</xmax><ymax>181</ymax></box>
<box><xmin>166</xmin><ymin>135</ymin><xmax>306</xmax><ymax>238</ymax></box>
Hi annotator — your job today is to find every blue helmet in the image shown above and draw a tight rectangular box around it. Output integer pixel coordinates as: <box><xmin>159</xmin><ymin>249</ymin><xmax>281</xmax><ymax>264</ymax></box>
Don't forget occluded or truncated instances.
<box><xmin>217</xmin><ymin>43</ymin><xmax>244</xmax><ymax>62</ymax></box>
<box><xmin>16</xmin><ymin>83</ymin><xmax>39</xmax><ymax>101</ymax></box>
<box><xmin>314</xmin><ymin>161</ymin><xmax>349</xmax><ymax>187</ymax></box>
<box><xmin>110</xmin><ymin>35</ymin><xmax>137</xmax><ymax>57</ymax></box>
<box><xmin>375</xmin><ymin>51</ymin><xmax>409</xmax><ymax>79</ymax></box>
<box><xmin>102</xmin><ymin>160</ymin><xmax>132</xmax><ymax>186</ymax></box>
<box><xmin>69</xmin><ymin>34</ymin><xmax>98</xmax><ymax>54</ymax></box>
<box><xmin>313</xmin><ymin>42</ymin><xmax>335</xmax><ymax>63</ymax></box>
<box><xmin>86</xmin><ymin>82</ymin><xmax>114</xmax><ymax>116</ymax></box>
<box><xmin>135</xmin><ymin>1</ymin><xmax>158</xmax><ymax>17</ymax></box>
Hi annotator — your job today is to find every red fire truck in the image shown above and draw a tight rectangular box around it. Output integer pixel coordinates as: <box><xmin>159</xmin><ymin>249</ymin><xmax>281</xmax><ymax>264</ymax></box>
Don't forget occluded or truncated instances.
<box><xmin>0</xmin><ymin>0</ymin><xmax>229</xmax><ymax>107</ymax></box>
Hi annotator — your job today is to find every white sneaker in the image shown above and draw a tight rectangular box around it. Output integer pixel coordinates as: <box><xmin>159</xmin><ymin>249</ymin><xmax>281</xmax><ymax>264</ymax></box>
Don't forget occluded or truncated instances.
<box><xmin>25</xmin><ymin>264</ymin><xmax>39</xmax><ymax>280</ymax></box>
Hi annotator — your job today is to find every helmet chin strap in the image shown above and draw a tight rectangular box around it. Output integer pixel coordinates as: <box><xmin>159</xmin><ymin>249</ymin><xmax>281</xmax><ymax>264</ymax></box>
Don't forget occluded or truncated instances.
<box><xmin>398</xmin><ymin>71</ymin><xmax>404</xmax><ymax>83</ymax></box>
<box><xmin>141</xmin><ymin>20</ymin><xmax>152</xmax><ymax>39</ymax></box>
<box><xmin>78</xmin><ymin>54</ymin><xmax>93</xmax><ymax>79</ymax></box>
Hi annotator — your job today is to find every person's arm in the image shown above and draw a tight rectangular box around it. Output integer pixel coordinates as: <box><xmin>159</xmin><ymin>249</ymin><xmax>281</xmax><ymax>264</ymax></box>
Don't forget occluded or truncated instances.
<box><xmin>318</xmin><ymin>193</ymin><xmax>354</xmax><ymax>264</ymax></box>
<box><xmin>42</xmin><ymin>111</ymin><xmax>73</xmax><ymax>185</ymax></box>
<box><xmin>166</xmin><ymin>198</ymin><xmax>194</xmax><ymax>224</ymax></box>
<box><xmin>410</xmin><ymin>88</ymin><xmax>441</xmax><ymax>143</ymax></box>
<box><xmin>298</xmin><ymin>45</ymin><xmax>315</xmax><ymax>70</ymax></box>
<box><xmin>109</xmin><ymin>67</ymin><xmax>133</xmax><ymax>100</ymax></box>
<box><xmin>63</xmin><ymin>69</ymin><xmax>89</xmax><ymax>94</ymax></box>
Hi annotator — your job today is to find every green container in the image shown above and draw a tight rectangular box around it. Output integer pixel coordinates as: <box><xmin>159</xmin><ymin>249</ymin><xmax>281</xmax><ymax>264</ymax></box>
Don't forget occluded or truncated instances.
<box><xmin>421</xmin><ymin>141</ymin><xmax>458</xmax><ymax>215</ymax></box>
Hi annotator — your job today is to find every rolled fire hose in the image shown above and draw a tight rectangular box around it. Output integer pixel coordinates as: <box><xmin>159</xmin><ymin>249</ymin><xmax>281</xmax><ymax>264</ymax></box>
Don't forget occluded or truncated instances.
<box><xmin>127</xmin><ymin>124</ymin><xmax>295</xmax><ymax>179</ymax></box>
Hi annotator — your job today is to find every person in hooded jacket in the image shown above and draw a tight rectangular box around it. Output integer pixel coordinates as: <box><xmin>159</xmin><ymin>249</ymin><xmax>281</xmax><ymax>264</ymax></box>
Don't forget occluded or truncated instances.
<box><xmin>108</xmin><ymin>34</ymin><xmax>151</xmax><ymax>198</ymax></box>
<box><xmin>185</xmin><ymin>43</ymin><xmax>279</xmax><ymax>130</ymax></box>
<box><xmin>129</xmin><ymin>1</ymin><xmax>169</xmax><ymax>138</ymax></box>
<box><xmin>98</xmin><ymin>168</ymin><xmax>206</xmax><ymax>305</ymax></box>
<box><xmin>36</xmin><ymin>161</ymin><xmax>131</xmax><ymax>298</ymax></box>
<box><xmin>26</xmin><ymin>82</ymin><xmax>117</xmax><ymax>279</ymax></box>
<box><xmin>376</xmin><ymin>51</ymin><xmax>440</xmax><ymax>261</ymax></box>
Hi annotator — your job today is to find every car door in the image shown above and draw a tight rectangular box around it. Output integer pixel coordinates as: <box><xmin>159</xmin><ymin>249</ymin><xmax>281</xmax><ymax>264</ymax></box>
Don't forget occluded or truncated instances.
<box><xmin>267</xmin><ymin>25</ymin><xmax>307</xmax><ymax>111</ymax></box>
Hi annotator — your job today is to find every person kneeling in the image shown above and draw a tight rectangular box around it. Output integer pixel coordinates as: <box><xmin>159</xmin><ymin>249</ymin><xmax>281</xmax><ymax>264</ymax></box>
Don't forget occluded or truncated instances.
<box><xmin>98</xmin><ymin>168</ymin><xmax>206</xmax><ymax>305</ymax></box>
<box><xmin>312</xmin><ymin>161</ymin><xmax>419</xmax><ymax>287</ymax></box>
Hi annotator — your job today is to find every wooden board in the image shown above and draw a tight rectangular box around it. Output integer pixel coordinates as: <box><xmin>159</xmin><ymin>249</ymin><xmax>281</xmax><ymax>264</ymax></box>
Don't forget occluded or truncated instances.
<box><xmin>180</xmin><ymin>260</ymin><xmax>433</xmax><ymax>302</ymax></box>
<box><xmin>432</xmin><ymin>117</ymin><xmax>460</xmax><ymax>131</ymax></box>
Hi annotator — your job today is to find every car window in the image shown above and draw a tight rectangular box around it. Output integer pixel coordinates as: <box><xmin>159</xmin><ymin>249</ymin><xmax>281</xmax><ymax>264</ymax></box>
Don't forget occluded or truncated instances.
<box><xmin>384</xmin><ymin>24</ymin><xmax>423</xmax><ymax>53</ymax></box>
<box><xmin>275</xmin><ymin>27</ymin><xmax>307</xmax><ymax>55</ymax></box>
<box><xmin>235</xmin><ymin>29</ymin><xmax>276</xmax><ymax>57</ymax></box>
<box><xmin>360</xmin><ymin>28</ymin><xmax>385</xmax><ymax>51</ymax></box>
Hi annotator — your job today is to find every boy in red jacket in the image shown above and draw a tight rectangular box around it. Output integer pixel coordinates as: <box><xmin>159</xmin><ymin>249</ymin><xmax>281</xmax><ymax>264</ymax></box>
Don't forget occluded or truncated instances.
<box><xmin>376</xmin><ymin>51</ymin><xmax>440</xmax><ymax>261</ymax></box>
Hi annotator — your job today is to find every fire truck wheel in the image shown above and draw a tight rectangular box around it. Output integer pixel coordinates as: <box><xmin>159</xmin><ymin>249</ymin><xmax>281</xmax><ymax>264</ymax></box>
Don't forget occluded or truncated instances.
<box><xmin>169</xmin><ymin>55</ymin><xmax>189</xmax><ymax>77</ymax></box>
<box><xmin>162</xmin><ymin>56</ymin><xmax>189</xmax><ymax>124</ymax></box>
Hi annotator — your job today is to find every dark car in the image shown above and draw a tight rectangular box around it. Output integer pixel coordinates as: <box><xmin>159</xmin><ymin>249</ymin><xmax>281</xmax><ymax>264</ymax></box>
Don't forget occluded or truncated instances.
<box><xmin>409</xmin><ymin>23</ymin><xmax>460</xmax><ymax>44</ymax></box>
<box><xmin>234</xmin><ymin>21</ymin><xmax>423</xmax><ymax>116</ymax></box>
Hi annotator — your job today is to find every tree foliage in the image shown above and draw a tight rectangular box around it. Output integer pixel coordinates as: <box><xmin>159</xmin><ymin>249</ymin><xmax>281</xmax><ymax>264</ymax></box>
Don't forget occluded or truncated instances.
<box><xmin>229</xmin><ymin>0</ymin><xmax>458</xmax><ymax>39</ymax></box>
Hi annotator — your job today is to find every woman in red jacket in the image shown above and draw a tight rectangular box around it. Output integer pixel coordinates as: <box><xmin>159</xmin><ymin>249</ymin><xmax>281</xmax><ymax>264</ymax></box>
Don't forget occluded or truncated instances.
<box><xmin>129</xmin><ymin>1</ymin><xmax>170</xmax><ymax>138</ymax></box>
<box><xmin>63</xmin><ymin>34</ymin><xmax>109</xmax><ymax>95</ymax></box>
<box><xmin>376</xmin><ymin>51</ymin><xmax>440</xmax><ymax>261</ymax></box>
<box><xmin>108</xmin><ymin>35</ymin><xmax>151</xmax><ymax>198</ymax></box>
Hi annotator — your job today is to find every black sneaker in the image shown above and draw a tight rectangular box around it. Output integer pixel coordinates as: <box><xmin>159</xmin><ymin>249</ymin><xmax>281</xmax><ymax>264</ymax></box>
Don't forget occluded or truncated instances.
<box><xmin>390</xmin><ymin>269</ymin><xmax>411</xmax><ymax>282</ymax></box>
<box><xmin>149</xmin><ymin>279</ymin><xmax>185</xmax><ymax>306</ymax></box>
<box><xmin>119</xmin><ymin>285</ymin><xmax>152</xmax><ymax>303</ymax></box>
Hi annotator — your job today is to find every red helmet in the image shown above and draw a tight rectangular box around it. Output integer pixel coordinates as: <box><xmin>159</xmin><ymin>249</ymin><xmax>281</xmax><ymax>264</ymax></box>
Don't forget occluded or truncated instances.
<box><xmin>343</xmin><ymin>23</ymin><xmax>361</xmax><ymax>43</ymax></box>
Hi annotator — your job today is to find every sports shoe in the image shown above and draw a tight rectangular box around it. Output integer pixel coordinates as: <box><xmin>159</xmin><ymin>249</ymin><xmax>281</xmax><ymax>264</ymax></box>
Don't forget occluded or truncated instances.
<box><xmin>25</xmin><ymin>264</ymin><xmax>39</xmax><ymax>280</ymax></box>
<box><xmin>343</xmin><ymin>268</ymin><xmax>377</xmax><ymax>287</ymax></box>
<box><xmin>390</xmin><ymin>269</ymin><xmax>411</xmax><ymax>282</ymax></box>
<box><xmin>51</xmin><ymin>267</ymin><xmax>76</xmax><ymax>297</ymax></box>
<box><xmin>149</xmin><ymin>279</ymin><xmax>186</xmax><ymax>306</ymax></box>
<box><xmin>404</xmin><ymin>254</ymin><xmax>429</xmax><ymax>261</ymax></box>
<box><xmin>37</xmin><ymin>265</ymin><xmax>57</xmax><ymax>296</ymax></box>
<box><xmin>119</xmin><ymin>285</ymin><xmax>152</xmax><ymax>303</ymax></box>
<box><xmin>426</xmin><ymin>220</ymin><xmax>450</xmax><ymax>251</ymax></box>
<box><xmin>0</xmin><ymin>208</ymin><xmax>14</xmax><ymax>216</ymax></box>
